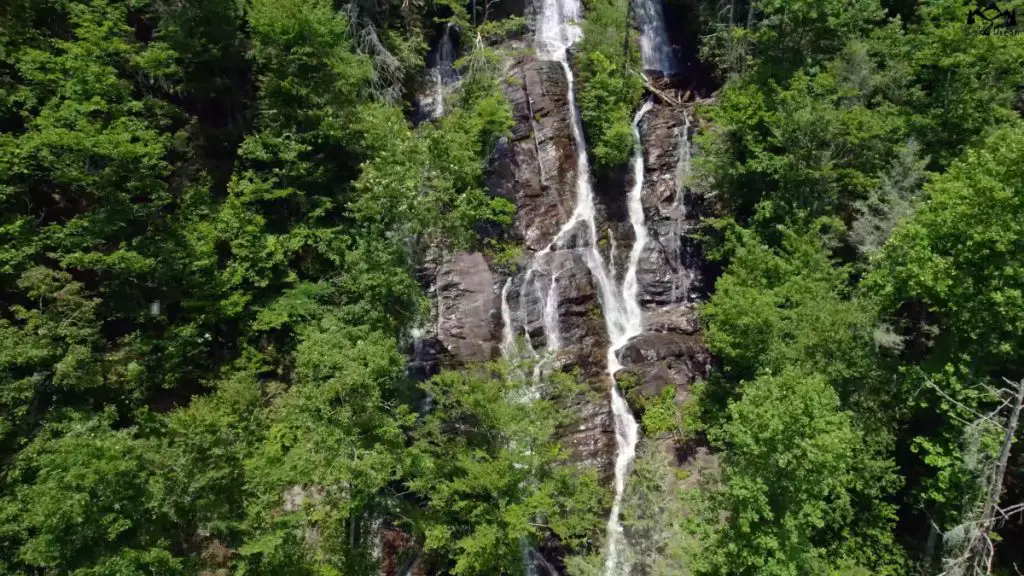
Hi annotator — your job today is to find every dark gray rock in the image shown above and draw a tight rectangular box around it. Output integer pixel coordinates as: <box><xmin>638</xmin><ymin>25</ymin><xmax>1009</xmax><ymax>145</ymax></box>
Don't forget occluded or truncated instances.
<box><xmin>488</xmin><ymin>56</ymin><xmax>579</xmax><ymax>251</ymax></box>
<box><xmin>636</xmin><ymin>103</ymin><xmax>709</xmax><ymax>309</ymax></box>
<box><xmin>617</xmin><ymin>330</ymin><xmax>711</xmax><ymax>410</ymax></box>
<box><xmin>485</xmin><ymin>53</ymin><xmax>618</xmax><ymax>478</ymax></box>
<box><xmin>436</xmin><ymin>252</ymin><xmax>500</xmax><ymax>363</ymax></box>
<box><xmin>502</xmin><ymin>247</ymin><xmax>616</xmax><ymax>476</ymax></box>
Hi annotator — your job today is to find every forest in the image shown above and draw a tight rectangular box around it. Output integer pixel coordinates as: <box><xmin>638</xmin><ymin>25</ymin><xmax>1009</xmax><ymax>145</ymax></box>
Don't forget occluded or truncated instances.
<box><xmin>0</xmin><ymin>0</ymin><xmax>1022</xmax><ymax>574</ymax></box>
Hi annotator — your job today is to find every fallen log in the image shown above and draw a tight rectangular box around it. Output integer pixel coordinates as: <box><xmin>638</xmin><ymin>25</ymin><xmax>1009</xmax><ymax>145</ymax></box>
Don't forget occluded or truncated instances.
<box><xmin>636</xmin><ymin>71</ymin><xmax>683</xmax><ymax>107</ymax></box>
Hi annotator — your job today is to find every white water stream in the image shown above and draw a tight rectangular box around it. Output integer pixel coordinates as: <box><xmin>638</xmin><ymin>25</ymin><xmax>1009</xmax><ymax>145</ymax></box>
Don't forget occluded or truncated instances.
<box><xmin>602</xmin><ymin>100</ymin><xmax>652</xmax><ymax>574</ymax></box>
<box><xmin>634</xmin><ymin>0</ymin><xmax>678</xmax><ymax>74</ymax></box>
<box><xmin>427</xmin><ymin>23</ymin><xmax>459</xmax><ymax>118</ymax></box>
<box><xmin>496</xmin><ymin>0</ymin><xmax>656</xmax><ymax>572</ymax></box>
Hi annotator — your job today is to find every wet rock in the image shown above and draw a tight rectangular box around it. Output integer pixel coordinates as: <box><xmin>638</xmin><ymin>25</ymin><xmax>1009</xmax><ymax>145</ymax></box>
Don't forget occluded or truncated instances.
<box><xmin>502</xmin><ymin>248</ymin><xmax>616</xmax><ymax>476</ymax></box>
<box><xmin>405</xmin><ymin>250</ymin><xmax>443</xmax><ymax>381</ymax></box>
<box><xmin>487</xmin><ymin>52</ymin><xmax>619</xmax><ymax>477</ymax></box>
<box><xmin>488</xmin><ymin>56</ymin><xmax>579</xmax><ymax>251</ymax></box>
<box><xmin>525</xmin><ymin>545</ymin><xmax>562</xmax><ymax>576</ymax></box>
<box><xmin>436</xmin><ymin>252</ymin><xmax>500</xmax><ymax>363</ymax></box>
<box><xmin>617</xmin><ymin>331</ymin><xmax>711</xmax><ymax>409</ymax></box>
<box><xmin>636</xmin><ymin>103</ymin><xmax>710</xmax><ymax>309</ymax></box>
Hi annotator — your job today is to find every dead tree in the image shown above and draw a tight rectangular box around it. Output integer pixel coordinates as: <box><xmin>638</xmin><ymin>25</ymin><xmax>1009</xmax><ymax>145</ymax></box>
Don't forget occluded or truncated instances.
<box><xmin>939</xmin><ymin>377</ymin><xmax>1024</xmax><ymax>576</ymax></box>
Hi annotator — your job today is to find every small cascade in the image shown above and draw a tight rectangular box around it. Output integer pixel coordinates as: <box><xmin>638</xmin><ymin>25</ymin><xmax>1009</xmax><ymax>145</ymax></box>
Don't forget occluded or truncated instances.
<box><xmin>542</xmin><ymin>270</ymin><xmax>562</xmax><ymax>352</ymax></box>
<box><xmin>499</xmin><ymin>0</ymin><xmax>583</xmax><ymax>367</ymax></box>
<box><xmin>634</xmin><ymin>0</ymin><xmax>678</xmax><ymax>74</ymax></box>
<box><xmin>426</xmin><ymin>23</ymin><xmax>460</xmax><ymax>118</ymax></box>
<box><xmin>407</xmin><ymin>327</ymin><xmax>438</xmax><ymax>379</ymax></box>
<box><xmin>437</xmin><ymin>23</ymin><xmax>459</xmax><ymax>85</ymax></box>
<box><xmin>500</xmin><ymin>278</ymin><xmax>516</xmax><ymax>355</ymax></box>
<box><xmin>669</xmin><ymin>108</ymin><xmax>693</xmax><ymax>305</ymax></box>
<box><xmin>603</xmin><ymin>100</ymin><xmax>653</xmax><ymax>574</ymax></box>
<box><xmin>623</xmin><ymin>100</ymin><xmax>655</xmax><ymax>323</ymax></box>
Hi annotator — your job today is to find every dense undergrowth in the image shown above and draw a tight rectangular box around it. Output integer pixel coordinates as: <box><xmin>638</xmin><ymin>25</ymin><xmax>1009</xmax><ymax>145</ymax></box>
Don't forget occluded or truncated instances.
<box><xmin>0</xmin><ymin>0</ymin><xmax>607</xmax><ymax>573</ymax></box>
<box><xmin>613</xmin><ymin>1</ymin><xmax>1024</xmax><ymax>574</ymax></box>
<box><xmin>2</xmin><ymin>0</ymin><xmax>1024</xmax><ymax>574</ymax></box>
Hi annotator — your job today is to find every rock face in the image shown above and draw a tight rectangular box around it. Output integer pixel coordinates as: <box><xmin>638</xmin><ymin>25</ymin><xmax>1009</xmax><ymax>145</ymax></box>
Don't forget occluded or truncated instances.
<box><xmin>412</xmin><ymin>67</ymin><xmax>713</xmax><ymax>491</ymax></box>
<box><xmin>436</xmin><ymin>252</ymin><xmax>500</xmax><ymax>363</ymax></box>
<box><xmin>414</xmin><ymin>53</ymin><xmax>618</xmax><ymax>477</ymax></box>
<box><xmin>502</xmin><ymin>250</ymin><xmax>616</xmax><ymax>475</ymax></box>
<box><xmin>636</xmin><ymin>104</ymin><xmax>710</xmax><ymax>309</ymax></box>
<box><xmin>493</xmin><ymin>54</ymin><xmax>618</xmax><ymax>476</ymax></box>
<box><xmin>613</xmin><ymin>101</ymin><xmax>713</xmax><ymax>416</ymax></box>
<box><xmin>618</xmin><ymin>330</ymin><xmax>711</xmax><ymax>408</ymax></box>
<box><xmin>489</xmin><ymin>55</ymin><xmax>579</xmax><ymax>251</ymax></box>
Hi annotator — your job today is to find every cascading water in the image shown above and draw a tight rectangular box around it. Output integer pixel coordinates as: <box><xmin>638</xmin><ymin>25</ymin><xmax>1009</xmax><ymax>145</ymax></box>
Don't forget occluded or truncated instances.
<box><xmin>634</xmin><ymin>0</ymin><xmax>678</xmax><ymax>74</ymax></box>
<box><xmin>427</xmin><ymin>23</ymin><xmax>460</xmax><ymax>118</ymax></box>
<box><xmin>497</xmin><ymin>0</ymin><xmax>584</xmax><ymax>372</ymax></box>
<box><xmin>498</xmin><ymin>0</ymin><xmax>654</xmax><ymax>572</ymax></box>
<box><xmin>602</xmin><ymin>100</ymin><xmax>653</xmax><ymax>574</ymax></box>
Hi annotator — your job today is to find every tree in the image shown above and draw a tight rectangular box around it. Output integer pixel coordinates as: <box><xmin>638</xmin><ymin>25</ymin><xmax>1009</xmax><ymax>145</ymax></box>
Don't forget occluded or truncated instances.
<box><xmin>849</xmin><ymin>139</ymin><xmax>928</xmax><ymax>255</ymax></box>
<box><xmin>406</xmin><ymin>362</ymin><xmax>607</xmax><ymax>575</ymax></box>
<box><xmin>619</xmin><ymin>442</ymin><xmax>705</xmax><ymax>576</ymax></box>
<box><xmin>241</xmin><ymin>319</ymin><xmax>412</xmax><ymax>575</ymax></box>
<box><xmin>867</xmin><ymin>122</ymin><xmax>1024</xmax><ymax>538</ymax></box>
<box><xmin>701</xmin><ymin>227</ymin><xmax>886</xmax><ymax>410</ymax></box>
<box><xmin>706</xmin><ymin>370</ymin><xmax>902</xmax><ymax>576</ymax></box>
<box><xmin>938</xmin><ymin>378</ymin><xmax>1024</xmax><ymax>576</ymax></box>
<box><xmin>575</xmin><ymin>0</ymin><xmax>644</xmax><ymax>168</ymax></box>
<box><xmin>0</xmin><ymin>415</ymin><xmax>180</xmax><ymax>575</ymax></box>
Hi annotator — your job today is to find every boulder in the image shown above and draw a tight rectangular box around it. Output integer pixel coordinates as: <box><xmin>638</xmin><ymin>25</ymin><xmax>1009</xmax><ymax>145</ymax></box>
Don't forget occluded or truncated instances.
<box><xmin>617</xmin><ymin>330</ymin><xmax>711</xmax><ymax>410</ymax></box>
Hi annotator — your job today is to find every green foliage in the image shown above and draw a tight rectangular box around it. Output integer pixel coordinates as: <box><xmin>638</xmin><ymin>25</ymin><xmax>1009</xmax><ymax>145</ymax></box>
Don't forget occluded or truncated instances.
<box><xmin>568</xmin><ymin>442</ymin><xmax>706</xmax><ymax>576</ymax></box>
<box><xmin>865</xmin><ymin>123</ymin><xmax>1024</xmax><ymax>527</ymax></box>
<box><xmin>619</xmin><ymin>443</ymin><xmax>702</xmax><ymax>576</ymax></box>
<box><xmin>241</xmin><ymin>320</ymin><xmax>412</xmax><ymax>574</ymax></box>
<box><xmin>1</xmin><ymin>415</ymin><xmax>178</xmax><ymax>575</ymax></box>
<box><xmin>0</xmin><ymin>0</ymin><xmax>531</xmax><ymax>573</ymax></box>
<box><xmin>408</xmin><ymin>362</ymin><xmax>607</xmax><ymax>574</ymax></box>
<box><xmin>707</xmin><ymin>370</ymin><xmax>901</xmax><ymax>576</ymax></box>
<box><xmin>869</xmin><ymin>123</ymin><xmax>1024</xmax><ymax>370</ymax></box>
<box><xmin>696</xmin><ymin>4</ymin><xmax>1024</xmax><ymax>232</ymax></box>
<box><xmin>641</xmin><ymin>386</ymin><xmax>686</xmax><ymax>439</ymax></box>
<box><xmin>575</xmin><ymin>0</ymin><xmax>644</xmax><ymax>168</ymax></box>
<box><xmin>849</xmin><ymin>139</ymin><xmax>928</xmax><ymax>255</ymax></box>
<box><xmin>701</xmin><ymin>228</ymin><xmax>883</xmax><ymax>400</ymax></box>
<box><xmin>694</xmin><ymin>0</ymin><xmax>1024</xmax><ymax>569</ymax></box>
<box><xmin>695</xmin><ymin>59</ymin><xmax>909</xmax><ymax>230</ymax></box>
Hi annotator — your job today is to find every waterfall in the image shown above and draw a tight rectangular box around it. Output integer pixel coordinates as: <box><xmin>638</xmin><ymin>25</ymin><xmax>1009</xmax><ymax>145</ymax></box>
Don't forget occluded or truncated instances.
<box><xmin>427</xmin><ymin>23</ymin><xmax>460</xmax><ymax>118</ymax></box>
<box><xmin>494</xmin><ymin>0</ymin><xmax>661</xmax><ymax>571</ymax></box>
<box><xmin>498</xmin><ymin>0</ymin><xmax>583</xmax><ymax>369</ymax></box>
<box><xmin>542</xmin><ymin>270</ymin><xmax>562</xmax><ymax>352</ymax></box>
<box><xmin>634</xmin><ymin>0</ymin><xmax>678</xmax><ymax>74</ymax></box>
<box><xmin>623</xmin><ymin>100</ymin><xmax>655</xmax><ymax>324</ymax></box>
<box><xmin>602</xmin><ymin>101</ymin><xmax>653</xmax><ymax>574</ymax></box>
<box><xmin>501</xmin><ymin>278</ymin><xmax>516</xmax><ymax>355</ymax></box>
<box><xmin>518</xmin><ymin>0</ymin><xmax>651</xmax><ymax>572</ymax></box>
